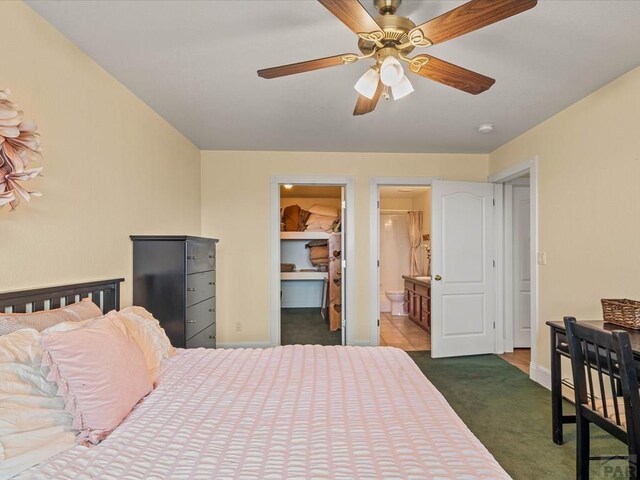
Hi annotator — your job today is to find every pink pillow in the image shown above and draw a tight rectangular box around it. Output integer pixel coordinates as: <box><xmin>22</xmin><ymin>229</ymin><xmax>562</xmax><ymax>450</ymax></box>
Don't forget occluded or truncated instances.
<box><xmin>41</xmin><ymin>311</ymin><xmax>152</xmax><ymax>444</ymax></box>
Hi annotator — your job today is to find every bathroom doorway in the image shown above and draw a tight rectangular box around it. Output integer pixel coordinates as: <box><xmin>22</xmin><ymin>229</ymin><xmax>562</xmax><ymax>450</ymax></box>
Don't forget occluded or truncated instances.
<box><xmin>378</xmin><ymin>186</ymin><xmax>431</xmax><ymax>351</ymax></box>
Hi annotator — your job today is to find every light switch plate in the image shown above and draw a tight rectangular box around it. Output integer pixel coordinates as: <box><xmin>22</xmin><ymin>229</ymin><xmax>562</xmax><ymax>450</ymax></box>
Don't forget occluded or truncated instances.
<box><xmin>537</xmin><ymin>251</ymin><xmax>547</xmax><ymax>265</ymax></box>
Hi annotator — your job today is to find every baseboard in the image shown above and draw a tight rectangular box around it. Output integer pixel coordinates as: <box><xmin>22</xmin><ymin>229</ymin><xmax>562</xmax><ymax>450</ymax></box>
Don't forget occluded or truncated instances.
<box><xmin>350</xmin><ymin>339</ymin><xmax>376</xmax><ymax>347</ymax></box>
<box><xmin>504</xmin><ymin>339</ymin><xmax>514</xmax><ymax>352</ymax></box>
<box><xmin>529</xmin><ymin>362</ymin><xmax>551</xmax><ymax>390</ymax></box>
<box><xmin>216</xmin><ymin>341</ymin><xmax>273</xmax><ymax>349</ymax></box>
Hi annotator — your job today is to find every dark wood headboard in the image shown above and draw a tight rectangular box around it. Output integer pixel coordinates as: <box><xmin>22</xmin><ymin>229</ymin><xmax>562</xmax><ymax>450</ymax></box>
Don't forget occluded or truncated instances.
<box><xmin>0</xmin><ymin>278</ymin><xmax>125</xmax><ymax>314</ymax></box>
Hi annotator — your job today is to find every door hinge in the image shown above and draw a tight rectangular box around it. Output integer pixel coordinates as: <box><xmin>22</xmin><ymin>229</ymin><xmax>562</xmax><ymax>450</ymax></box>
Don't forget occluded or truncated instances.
<box><xmin>377</xmin><ymin>200</ymin><xmax>380</xmax><ymax>208</ymax></box>
<box><xmin>493</xmin><ymin>321</ymin><xmax>496</xmax><ymax>329</ymax></box>
<box><xmin>342</xmin><ymin>200</ymin><xmax>346</xmax><ymax>209</ymax></box>
<box><xmin>492</xmin><ymin>198</ymin><xmax>496</xmax><ymax>206</ymax></box>
<box><xmin>377</xmin><ymin>318</ymin><xmax>380</xmax><ymax>327</ymax></box>
<box><xmin>377</xmin><ymin>260</ymin><xmax>380</xmax><ymax>267</ymax></box>
<box><xmin>492</xmin><ymin>260</ymin><xmax>496</xmax><ymax>267</ymax></box>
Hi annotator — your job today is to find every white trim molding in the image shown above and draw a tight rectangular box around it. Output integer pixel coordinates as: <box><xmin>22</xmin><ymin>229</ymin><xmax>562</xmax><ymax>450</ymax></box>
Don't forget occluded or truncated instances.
<box><xmin>269</xmin><ymin>175</ymin><xmax>355</xmax><ymax>347</ymax></box>
<box><xmin>489</xmin><ymin>156</ymin><xmax>540</xmax><ymax>386</ymax></box>
<box><xmin>368</xmin><ymin>176</ymin><xmax>442</xmax><ymax>346</ymax></box>
<box><xmin>530</xmin><ymin>363</ymin><xmax>551</xmax><ymax>390</ymax></box>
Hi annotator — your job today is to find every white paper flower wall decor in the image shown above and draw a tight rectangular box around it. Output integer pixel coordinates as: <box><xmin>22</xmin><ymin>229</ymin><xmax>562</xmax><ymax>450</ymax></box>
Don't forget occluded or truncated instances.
<box><xmin>0</xmin><ymin>89</ymin><xmax>43</xmax><ymax>211</ymax></box>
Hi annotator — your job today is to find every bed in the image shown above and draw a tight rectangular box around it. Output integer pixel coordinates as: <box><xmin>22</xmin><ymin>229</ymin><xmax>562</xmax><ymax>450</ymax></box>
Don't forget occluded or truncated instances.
<box><xmin>1</xmin><ymin>280</ymin><xmax>510</xmax><ymax>479</ymax></box>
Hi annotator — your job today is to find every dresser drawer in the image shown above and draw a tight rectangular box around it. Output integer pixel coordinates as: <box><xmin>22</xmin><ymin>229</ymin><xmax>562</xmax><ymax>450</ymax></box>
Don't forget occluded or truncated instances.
<box><xmin>186</xmin><ymin>241</ymin><xmax>215</xmax><ymax>274</ymax></box>
<box><xmin>186</xmin><ymin>270</ymin><xmax>215</xmax><ymax>306</ymax></box>
<box><xmin>185</xmin><ymin>322</ymin><xmax>215</xmax><ymax>349</ymax></box>
<box><xmin>186</xmin><ymin>297</ymin><xmax>216</xmax><ymax>339</ymax></box>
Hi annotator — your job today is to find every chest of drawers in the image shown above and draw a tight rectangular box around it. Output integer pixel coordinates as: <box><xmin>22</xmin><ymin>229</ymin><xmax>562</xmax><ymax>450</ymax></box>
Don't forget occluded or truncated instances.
<box><xmin>131</xmin><ymin>235</ymin><xmax>219</xmax><ymax>348</ymax></box>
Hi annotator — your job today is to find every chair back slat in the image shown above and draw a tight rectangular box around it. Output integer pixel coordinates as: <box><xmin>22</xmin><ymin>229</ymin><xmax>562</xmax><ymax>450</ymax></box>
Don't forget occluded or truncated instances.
<box><xmin>607</xmin><ymin>349</ymin><xmax>622</xmax><ymax>425</ymax></box>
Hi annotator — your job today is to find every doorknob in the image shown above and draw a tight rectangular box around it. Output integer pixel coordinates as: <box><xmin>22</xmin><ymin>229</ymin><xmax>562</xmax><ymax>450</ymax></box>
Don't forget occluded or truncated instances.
<box><xmin>434</xmin><ymin>275</ymin><xmax>442</xmax><ymax>281</ymax></box>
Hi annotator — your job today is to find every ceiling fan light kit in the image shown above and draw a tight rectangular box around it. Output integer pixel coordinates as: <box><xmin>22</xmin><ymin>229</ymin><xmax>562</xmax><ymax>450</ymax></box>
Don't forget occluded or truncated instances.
<box><xmin>258</xmin><ymin>0</ymin><xmax>538</xmax><ymax>116</ymax></box>
<box><xmin>354</xmin><ymin>67</ymin><xmax>380</xmax><ymax>99</ymax></box>
<box><xmin>391</xmin><ymin>75</ymin><xmax>414</xmax><ymax>101</ymax></box>
<box><xmin>380</xmin><ymin>55</ymin><xmax>404</xmax><ymax>87</ymax></box>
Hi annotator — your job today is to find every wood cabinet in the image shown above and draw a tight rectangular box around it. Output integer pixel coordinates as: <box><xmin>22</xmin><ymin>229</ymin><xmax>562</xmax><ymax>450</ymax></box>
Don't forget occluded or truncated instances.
<box><xmin>404</xmin><ymin>280</ymin><xmax>431</xmax><ymax>333</ymax></box>
<box><xmin>131</xmin><ymin>235</ymin><xmax>219</xmax><ymax>349</ymax></box>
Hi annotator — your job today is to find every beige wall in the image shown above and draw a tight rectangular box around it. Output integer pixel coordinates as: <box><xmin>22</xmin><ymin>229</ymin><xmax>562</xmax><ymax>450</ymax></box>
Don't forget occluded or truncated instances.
<box><xmin>490</xmin><ymin>65</ymin><xmax>640</xmax><ymax>373</ymax></box>
<box><xmin>201</xmin><ymin>151</ymin><xmax>488</xmax><ymax>345</ymax></box>
<box><xmin>0</xmin><ymin>1</ymin><xmax>201</xmax><ymax>306</ymax></box>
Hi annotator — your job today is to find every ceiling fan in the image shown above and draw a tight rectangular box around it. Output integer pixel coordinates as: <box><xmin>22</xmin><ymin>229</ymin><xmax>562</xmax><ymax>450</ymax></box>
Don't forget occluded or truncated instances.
<box><xmin>257</xmin><ymin>0</ymin><xmax>537</xmax><ymax>115</ymax></box>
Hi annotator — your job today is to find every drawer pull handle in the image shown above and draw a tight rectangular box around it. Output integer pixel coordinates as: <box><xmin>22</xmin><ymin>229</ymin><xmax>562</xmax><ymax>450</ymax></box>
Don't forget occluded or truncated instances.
<box><xmin>187</xmin><ymin>255</ymin><xmax>197</xmax><ymax>260</ymax></box>
<box><xmin>208</xmin><ymin>336</ymin><xmax>214</xmax><ymax>339</ymax></box>
<box><xmin>187</xmin><ymin>288</ymin><xmax>196</xmax><ymax>292</ymax></box>
<box><xmin>209</xmin><ymin>282</ymin><xmax>215</xmax><ymax>286</ymax></box>
<box><xmin>560</xmin><ymin>342</ymin><xmax>568</xmax><ymax>348</ymax></box>
<box><xmin>209</xmin><ymin>309</ymin><xmax>213</xmax><ymax>312</ymax></box>
<box><xmin>186</xmin><ymin>320</ymin><xmax>196</xmax><ymax>324</ymax></box>
<box><xmin>208</xmin><ymin>255</ymin><xmax>213</xmax><ymax>259</ymax></box>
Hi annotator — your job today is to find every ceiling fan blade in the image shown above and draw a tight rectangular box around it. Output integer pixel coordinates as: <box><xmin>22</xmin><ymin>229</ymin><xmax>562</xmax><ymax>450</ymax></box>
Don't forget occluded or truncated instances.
<box><xmin>353</xmin><ymin>81</ymin><xmax>384</xmax><ymax>116</ymax></box>
<box><xmin>411</xmin><ymin>55</ymin><xmax>495</xmax><ymax>95</ymax></box>
<box><xmin>412</xmin><ymin>0</ymin><xmax>537</xmax><ymax>46</ymax></box>
<box><xmin>318</xmin><ymin>0</ymin><xmax>383</xmax><ymax>36</ymax></box>
<box><xmin>258</xmin><ymin>54</ymin><xmax>356</xmax><ymax>79</ymax></box>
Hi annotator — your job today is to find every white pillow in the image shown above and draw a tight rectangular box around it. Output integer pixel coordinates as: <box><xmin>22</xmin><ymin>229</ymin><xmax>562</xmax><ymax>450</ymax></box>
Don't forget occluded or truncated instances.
<box><xmin>118</xmin><ymin>306</ymin><xmax>176</xmax><ymax>383</ymax></box>
<box><xmin>305</xmin><ymin>213</ymin><xmax>336</xmax><ymax>227</ymax></box>
<box><xmin>308</xmin><ymin>204</ymin><xmax>338</xmax><ymax>217</ymax></box>
<box><xmin>0</xmin><ymin>329</ymin><xmax>76</xmax><ymax>479</ymax></box>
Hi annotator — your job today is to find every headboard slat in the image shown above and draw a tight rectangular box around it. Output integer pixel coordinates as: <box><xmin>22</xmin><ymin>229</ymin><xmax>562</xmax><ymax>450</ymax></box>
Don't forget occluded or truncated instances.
<box><xmin>0</xmin><ymin>279</ymin><xmax>124</xmax><ymax>314</ymax></box>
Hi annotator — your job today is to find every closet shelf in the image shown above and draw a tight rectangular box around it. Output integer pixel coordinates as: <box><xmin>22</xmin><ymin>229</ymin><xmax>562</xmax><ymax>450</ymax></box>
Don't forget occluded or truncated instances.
<box><xmin>281</xmin><ymin>272</ymin><xmax>328</xmax><ymax>281</ymax></box>
<box><xmin>280</xmin><ymin>231</ymin><xmax>331</xmax><ymax>240</ymax></box>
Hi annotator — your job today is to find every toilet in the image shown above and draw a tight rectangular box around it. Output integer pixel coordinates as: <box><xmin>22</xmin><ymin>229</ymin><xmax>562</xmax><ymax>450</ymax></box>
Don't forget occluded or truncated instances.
<box><xmin>385</xmin><ymin>291</ymin><xmax>406</xmax><ymax>316</ymax></box>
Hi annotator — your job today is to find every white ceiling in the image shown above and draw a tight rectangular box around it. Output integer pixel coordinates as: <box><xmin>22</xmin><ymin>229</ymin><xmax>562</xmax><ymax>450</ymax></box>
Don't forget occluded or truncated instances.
<box><xmin>26</xmin><ymin>0</ymin><xmax>640</xmax><ymax>154</ymax></box>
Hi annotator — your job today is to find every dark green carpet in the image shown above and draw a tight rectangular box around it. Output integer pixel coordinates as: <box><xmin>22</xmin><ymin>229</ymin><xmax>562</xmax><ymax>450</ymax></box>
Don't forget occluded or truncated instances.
<box><xmin>281</xmin><ymin>308</ymin><xmax>341</xmax><ymax>346</ymax></box>
<box><xmin>408</xmin><ymin>352</ymin><xmax>627</xmax><ymax>479</ymax></box>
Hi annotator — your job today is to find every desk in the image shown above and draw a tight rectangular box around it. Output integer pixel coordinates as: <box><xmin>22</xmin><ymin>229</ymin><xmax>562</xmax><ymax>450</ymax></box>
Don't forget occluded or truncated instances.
<box><xmin>547</xmin><ymin>320</ymin><xmax>640</xmax><ymax>445</ymax></box>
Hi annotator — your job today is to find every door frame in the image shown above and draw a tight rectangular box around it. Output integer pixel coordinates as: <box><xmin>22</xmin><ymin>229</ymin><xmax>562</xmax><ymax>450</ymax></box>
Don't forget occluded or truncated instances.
<box><xmin>269</xmin><ymin>175</ymin><xmax>355</xmax><ymax>347</ymax></box>
<box><xmin>489</xmin><ymin>157</ymin><xmax>539</xmax><ymax>382</ymax></box>
<box><xmin>368</xmin><ymin>176</ymin><xmax>441</xmax><ymax>346</ymax></box>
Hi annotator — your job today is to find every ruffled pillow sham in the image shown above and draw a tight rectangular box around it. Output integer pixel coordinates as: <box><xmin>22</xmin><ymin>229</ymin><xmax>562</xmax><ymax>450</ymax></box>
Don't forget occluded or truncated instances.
<box><xmin>118</xmin><ymin>306</ymin><xmax>176</xmax><ymax>383</ymax></box>
<box><xmin>0</xmin><ymin>329</ymin><xmax>76</xmax><ymax>480</ymax></box>
<box><xmin>41</xmin><ymin>312</ymin><xmax>152</xmax><ymax>445</ymax></box>
<box><xmin>0</xmin><ymin>297</ymin><xmax>103</xmax><ymax>336</ymax></box>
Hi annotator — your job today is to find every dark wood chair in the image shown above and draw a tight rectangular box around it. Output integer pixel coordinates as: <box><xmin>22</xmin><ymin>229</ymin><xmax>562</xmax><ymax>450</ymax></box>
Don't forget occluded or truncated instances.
<box><xmin>564</xmin><ymin>316</ymin><xmax>640</xmax><ymax>479</ymax></box>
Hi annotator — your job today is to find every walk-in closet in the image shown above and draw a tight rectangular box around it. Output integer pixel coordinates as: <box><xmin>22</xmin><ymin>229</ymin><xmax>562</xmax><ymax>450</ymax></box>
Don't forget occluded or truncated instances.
<box><xmin>279</xmin><ymin>185</ymin><xmax>343</xmax><ymax>345</ymax></box>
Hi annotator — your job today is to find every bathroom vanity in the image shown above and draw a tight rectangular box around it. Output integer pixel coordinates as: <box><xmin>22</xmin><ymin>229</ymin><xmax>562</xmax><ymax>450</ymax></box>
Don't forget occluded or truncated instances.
<box><xmin>402</xmin><ymin>276</ymin><xmax>431</xmax><ymax>333</ymax></box>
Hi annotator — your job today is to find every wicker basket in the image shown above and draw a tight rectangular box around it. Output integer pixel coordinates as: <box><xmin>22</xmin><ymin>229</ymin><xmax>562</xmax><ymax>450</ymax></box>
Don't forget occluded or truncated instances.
<box><xmin>601</xmin><ymin>298</ymin><xmax>640</xmax><ymax>329</ymax></box>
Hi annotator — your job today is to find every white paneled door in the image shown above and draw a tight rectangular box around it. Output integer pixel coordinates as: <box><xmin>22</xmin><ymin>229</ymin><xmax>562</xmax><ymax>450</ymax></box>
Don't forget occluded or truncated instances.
<box><xmin>431</xmin><ymin>180</ymin><xmax>496</xmax><ymax>358</ymax></box>
<box><xmin>513</xmin><ymin>186</ymin><xmax>531</xmax><ymax>348</ymax></box>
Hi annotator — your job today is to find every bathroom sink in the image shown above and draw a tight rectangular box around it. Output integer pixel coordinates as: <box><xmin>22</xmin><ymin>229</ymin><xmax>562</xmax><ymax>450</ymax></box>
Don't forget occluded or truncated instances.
<box><xmin>413</xmin><ymin>276</ymin><xmax>431</xmax><ymax>282</ymax></box>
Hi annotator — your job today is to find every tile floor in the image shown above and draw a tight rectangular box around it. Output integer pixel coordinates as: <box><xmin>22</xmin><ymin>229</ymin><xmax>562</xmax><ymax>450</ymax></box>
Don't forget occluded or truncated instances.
<box><xmin>379</xmin><ymin>312</ymin><xmax>431</xmax><ymax>351</ymax></box>
<box><xmin>498</xmin><ymin>348</ymin><xmax>531</xmax><ymax>375</ymax></box>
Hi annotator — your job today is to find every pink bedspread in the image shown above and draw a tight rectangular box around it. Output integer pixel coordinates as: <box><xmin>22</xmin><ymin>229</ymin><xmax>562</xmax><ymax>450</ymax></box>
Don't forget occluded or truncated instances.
<box><xmin>18</xmin><ymin>346</ymin><xmax>510</xmax><ymax>479</ymax></box>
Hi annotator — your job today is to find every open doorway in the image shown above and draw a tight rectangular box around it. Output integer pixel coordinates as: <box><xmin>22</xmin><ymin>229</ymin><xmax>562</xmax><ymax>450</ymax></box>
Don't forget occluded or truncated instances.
<box><xmin>378</xmin><ymin>186</ymin><xmax>432</xmax><ymax>351</ymax></box>
<box><xmin>279</xmin><ymin>184</ymin><xmax>343</xmax><ymax>346</ymax></box>
<box><xmin>270</xmin><ymin>176</ymin><xmax>355</xmax><ymax>347</ymax></box>
<box><xmin>490</xmin><ymin>158</ymin><xmax>539</xmax><ymax>379</ymax></box>
<box><xmin>369</xmin><ymin>177</ymin><xmax>437</xmax><ymax>349</ymax></box>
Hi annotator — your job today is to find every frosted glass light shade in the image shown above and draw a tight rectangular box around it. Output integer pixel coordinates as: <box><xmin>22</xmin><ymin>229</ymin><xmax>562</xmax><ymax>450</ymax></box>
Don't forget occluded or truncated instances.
<box><xmin>392</xmin><ymin>75</ymin><xmax>414</xmax><ymax>100</ymax></box>
<box><xmin>380</xmin><ymin>56</ymin><xmax>404</xmax><ymax>87</ymax></box>
<box><xmin>354</xmin><ymin>68</ymin><xmax>380</xmax><ymax>99</ymax></box>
